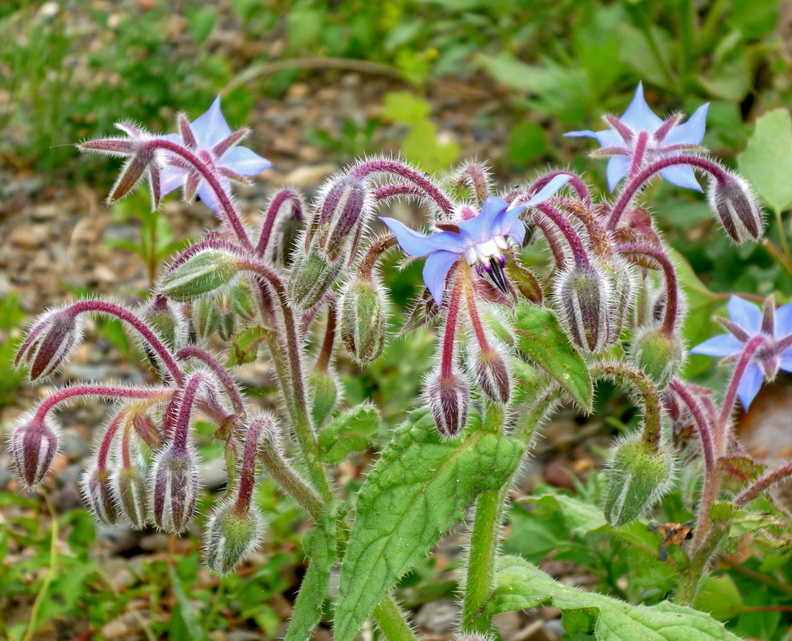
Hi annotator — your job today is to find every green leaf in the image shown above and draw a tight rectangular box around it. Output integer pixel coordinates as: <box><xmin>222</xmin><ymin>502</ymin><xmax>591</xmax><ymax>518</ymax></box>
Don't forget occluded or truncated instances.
<box><xmin>334</xmin><ymin>410</ymin><xmax>523</xmax><ymax>641</ymax></box>
<box><xmin>227</xmin><ymin>326</ymin><xmax>273</xmax><ymax>367</ymax></box>
<box><xmin>520</xmin><ymin>493</ymin><xmax>609</xmax><ymax>536</ymax></box>
<box><xmin>514</xmin><ymin>301</ymin><xmax>593</xmax><ymax>411</ymax></box>
<box><xmin>737</xmin><ymin>109</ymin><xmax>792</xmax><ymax>213</ymax></box>
<box><xmin>187</xmin><ymin>6</ymin><xmax>217</xmax><ymax>43</ymax></box>
<box><xmin>483</xmin><ymin>556</ymin><xmax>741</xmax><ymax>640</ymax></box>
<box><xmin>694</xmin><ymin>575</ymin><xmax>745</xmax><ymax>622</ymax></box>
<box><xmin>169</xmin><ymin>565</ymin><xmax>209</xmax><ymax>641</ymax></box>
<box><xmin>285</xmin><ymin>506</ymin><xmax>337</xmax><ymax>641</ymax></box>
<box><xmin>319</xmin><ymin>403</ymin><xmax>380</xmax><ymax>463</ymax></box>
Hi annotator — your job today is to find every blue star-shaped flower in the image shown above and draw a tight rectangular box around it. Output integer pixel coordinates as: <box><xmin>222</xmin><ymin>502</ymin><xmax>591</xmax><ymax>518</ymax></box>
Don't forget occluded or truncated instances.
<box><xmin>381</xmin><ymin>174</ymin><xmax>571</xmax><ymax>304</ymax></box>
<box><xmin>161</xmin><ymin>97</ymin><xmax>272</xmax><ymax>212</ymax></box>
<box><xmin>690</xmin><ymin>296</ymin><xmax>792</xmax><ymax>409</ymax></box>
<box><xmin>565</xmin><ymin>83</ymin><xmax>709</xmax><ymax>192</ymax></box>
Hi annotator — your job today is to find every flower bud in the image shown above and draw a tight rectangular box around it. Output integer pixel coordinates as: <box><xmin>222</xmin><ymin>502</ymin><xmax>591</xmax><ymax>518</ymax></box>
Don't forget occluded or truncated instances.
<box><xmin>214</xmin><ymin>292</ymin><xmax>237</xmax><ymax>341</ymax></box>
<box><xmin>269</xmin><ymin>214</ymin><xmax>304</xmax><ymax>267</ymax></box>
<box><xmin>288</xmin><ymin>241</ymin><xmax>342</xmax><ymax>309</ymax></box>
<box><xmin>81</xmin><ymin>465</ymin><xmax>118</xmax><ymax>525</ymax></box>
<box><xmin>600</xmin><ymin>257</ymin><xmax>634</xmax><ymax>343</ymax></box>
<box><xmin>707</xmin><ymin>174</ymin><xmax>764</xmax><ymax>244</ymax></box>
<box><xmin>555</xmin><ymin>264</ymin><xmax>610</xmax><ymax>353</ymax></box>
<box><xmin>474</xmin><ymin>348</ymin><xmax>510</xmax><ymax>404</ymax></box>
<box><xmin>113</xmin><ymin>465</ymin><xmax>149</xmax><ymax>529</ymax></box>
<box><xmin>309</xmin><ymin>368</ymin><xmax>340</xmax><ymax>427</ymax></box>
<box><xmin>204</xmin><ymin>500</ymin><xmax>265</xmax><ymax>574</ymax></box>
<box><xmin>340</xmin><ymin>278</ymin><xmax>388</xmax><ymax>363</ymax></box>
<box><xmin>15</xmin><ymin>309</ymin><xmax>83</xmax><ymax>381</ymax></box>
<box><xmin>10</xmin><ymin>414</ymin><xmax>60</xmax><ymax>489</ymax></box>
<box><xmin>160</xmin><ymin>250</ymin><xmax>240</xmax><ymax>301</ymax></box>
<box><xmin>315</xmin><ymin>175</ymin><xmax>369</xmax><ymax>262</ymax></box>
<box><xmin>191</xmin><ymin>297</ymin><xmax>219</xmax><ymax>340</ymax></box>
<box><xmin>604</xmin><ymin>434</ymin><xmax>674</xmax><ymax>527</ymax></box>
<box><xmin>152</xmin><ymin>446</ymin><xmax>199</xmax><ymax>533</ymax></box>
<box><xmin>427</xmin><ymin>370</ymin><xmax>469</xmax><ymax>438</ymax></box>
<box><xmin>630</xmin><ymin>327</ymin><xmax>685</xmax><ymax>389</ymax></box>
<box><xmin>140</xmin><ymin>296</ymin><xmax>187</xmax><ymax>370</ymax></box>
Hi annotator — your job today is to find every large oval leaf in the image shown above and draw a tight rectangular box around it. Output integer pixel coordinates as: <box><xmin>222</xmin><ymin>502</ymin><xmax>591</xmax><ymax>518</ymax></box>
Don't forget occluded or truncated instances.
<box><xmin>334</xmin><ymin>410</ymin><xmax>523</xmax><ymax>641</ymax></box>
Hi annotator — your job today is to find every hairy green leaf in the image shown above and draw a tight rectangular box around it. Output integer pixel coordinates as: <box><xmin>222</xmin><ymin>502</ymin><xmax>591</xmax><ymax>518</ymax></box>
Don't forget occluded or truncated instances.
<box><xmin>514</xmin><ymin>302</ymin><xmax>593</xmax><ymax>411</ymax></box>
<box><xmin>319</xmin><ymin>403</ymin><xmax>380</xmax><ymax>463</ymax></box>
<box><xmin>483</xmin><ymin>556</ymin><xmax>741</xmax><ymax>640</ymax></box>
<box><xmin>334</xmin><ymin>410</ymin><xmax>523</xmax><ymax>641</ymax></box>
<box><xmin>227</xmin><ymin>326</ymin><xmax>273</xmax><ymax>367</ymax></box>
<box><xmin>737</xmin><ymin>108</ymin><xmax>792</xmax><ymax>213</ymax></box>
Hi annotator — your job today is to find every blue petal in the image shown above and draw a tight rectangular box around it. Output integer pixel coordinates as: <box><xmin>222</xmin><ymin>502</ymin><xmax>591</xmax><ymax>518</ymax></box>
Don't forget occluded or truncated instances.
<box><xmin>775</xmin><ymin>302</ymin><xmax>792</xmax><ymax>338</ymax></box>
<box><xmin>191</xmin><ymin>97</ymin><xmax>232</xmax><ymax>146</ymax></box>
<box><xmin>659</xmin><ymin>165</ymin><xmax>702</xmax><ymax>192</ymax></box>
<box><xmin>565</xmin><ymin>129</ymin><xmax>622</xmax><ymax>147</ymax></box>
<box><xmin>564</xmin><ymin>130</ymin><xmax>600</xmax><ymax>139</ymax></box>
<box><xmin>737</xmin><ymin>362</ymin><xmax>764</xmax><ymax>409</ymax></box>
<box><xmin>457</xmin><ymin>196</ymin><xmax>508</xmax><ymax>244</ymax></box>
<box><xmin>620</xmin><ymin>83</ymin><xmax>664</xmax><ymax>132</ymax></box>
<box><xmin>728</xmin><ymin>296</ymin><xmax>762</xmax><ymax>334</ymax></box>
<box><xmin>423</xmin><ymin>250</ymin><xmax>460</xmax><ymax>305</ymax></box>
<box><xmin>160</xmin><ymin>167</ymin><xmax>184</xmax><ymax>197</ymax></box>
<box><xmin>779</xmin><ymin>349</ymin><xmax>792</xmax><ymax>373</ymax></box>
<box><xmin>196</xmin><ymin>178</ymin><xmax>232</xmax><ymax>215</ymax></box>
<box><xmin>495</xmin><ymin>204</ymin><xmax>526</xmax><ymax>238</ymax></box>
<box><xmin>380</xmin><ymin>217</ymin><xmax>467</xmax><ymax>257</ymax></box>
<box><xmin>606</xmin><ymin>156</ymin><xmax>630</xmax><ymax>191</ymax></box>
<box><xmin>222</xmin><ymin>146</ymin><xmax>273</xmax><ymax>175</ymax></box>
<box><xmin>526</xmin><ymin>174</ymin><xmax>572</xmax><ymax>206</ymax></box>
<box><xmin>506</xmin><ymin>219</ymin><xmax>526</xmax><ymax>246</ymax></box>
<box><xmin>689</xmin><ymin>333</ymin><xmax>743</xmax><ymax>357</ymax></box>
<box><xmin>664</xmin><ymin>103</ymin><xmax>709</xmax><ymax>146</ymax></box>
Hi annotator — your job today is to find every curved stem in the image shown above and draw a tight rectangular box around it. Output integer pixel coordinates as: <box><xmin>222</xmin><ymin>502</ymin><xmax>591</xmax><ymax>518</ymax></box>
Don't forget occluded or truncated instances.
<box><xmin>456</xmin><ymin>163</ymin><xmax>490</xmax><ymax>204</ymax></box>
<box><xmin>166</xmin><ymin>238</ymin><xmax>245</xmax><ymax>274</ymax></box>
<box><xmin>608</xmin><ymin>155</ymin><xmax>730</xmax><ymax>230</ymax></box>
<box><xmin>314</xmin><ymin>303</ymin><xmax>337</xmax><ymax>373</ymax></box>
<box><xmin>440</xmin><ymin>272</ymin><xmax>464</xmax><ymax>378</ymax></box>
<box><xmin>256</xmin><ymin>189</ymin><xmax>303</xmax><ymax>257</ymax></box>
<box><xmin>171</xmin><ymin>372</ymin><xmax>211</xmax><ymax>452</ymax></box>
<box><xmin>558</xmin><ymin>198</ymin><xmax>611</xmax><ymax>257</ymax></box>
<box><xmin>66</xmin><ymin>300</ymin><xmax>184</xmax><ymax>385</ymax></box>
<box><xmin>358</xmin><ymin>234</ymin><xmax>397</xmax><ymax>280</ymax></box>
<box><xmin>737</xmin><ymin>460</ymin><xmax>792</xmax><ymax>506</ymax></box>
<box><xmin>176</xmin><ymin>346</ymin><xmax>246</xmax><ymax>415</ymax></box>
<box><xmin>618</xmin><ymin>243</ymin><xmax>680</xmax><ymax>334</ymax></box>
<box><xmin>35</xmin><ymin>385</ymin><xmax>173</xmax><ymax>421</ymax></box>
<box><xmin>717</xmin><ymin>336</ymin><xmax>765</xmax><ymax>429</ymax></box>
<box><xmin>532</xmin><ymin>215</ymin><xmax>567</xmax><ymax>269</ymax></box>
<box><xmin>372</xmin><ymin>183</ymin><xmax>426</xmax><ymax>202</ymax></box>
<box><xmin>531</xmin><ymin>203</ymin><xmax>591</xmax><ymax>269</ymax></box>
<box><xmin>516</xmin><ymin>171</ymin><xmax>591</xmax><ymax>206</ymax></box>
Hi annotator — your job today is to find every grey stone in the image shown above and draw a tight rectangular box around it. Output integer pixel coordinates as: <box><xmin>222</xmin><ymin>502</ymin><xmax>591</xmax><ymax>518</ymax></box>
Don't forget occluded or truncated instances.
<box><xmin>414</xmin><ymin>599</ymin><xmax>460</xmax><ymax>634</ymax></box>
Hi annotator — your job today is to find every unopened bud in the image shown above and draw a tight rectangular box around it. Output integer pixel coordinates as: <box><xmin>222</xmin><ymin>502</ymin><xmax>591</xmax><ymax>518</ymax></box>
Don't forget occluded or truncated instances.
<box><xmin>140</xmin><ymin>296</ymin><xmax>187</xmax><ymax>370</ymax></box>
<box><xmin>427</xmin><ymin>370</ymin><xmax>469</xmax><ymax>438</ymax></box>
<box><xmin>269</xmin><ymin>214</ymin><xmax>304</xmax><ymax>267</ymax></box>
<box><xmin>214</xmin><ymin>292</ymin><xmax>237</xmax><ymax>341</ymax></box>
<box><xmin>600</xmin><ymin>257</ymin><xmax>634</xmax><ymax>343</ymax></box>
<box><xmin>474</xmin><ymin>348</ymin><xmax>510</xmax><ymax>404</ymax></box>
<box><xmin>81</xmin><ymin>465</ymin><xmax>118</xmax><ymax>525</ymax></box>
<box><xmin>232</xmin><ymin>283</ymin><xmax>256</xmax><ymax>323</ymax></box>
<box><xmin>15</xmin><ymin>309</ymin><xmax>83</xmax><ymax>381</ymax></box>
<box><xmin>630</xmin><ymin>327</ymin><xmax>685</xmax><ymax>389</ymax></box>
<box><xmin>604</xmin><ymin>434</ymin><xmax>674</xmax><ymax>526</ymax></box>
<box><xmin>204</xmin><ymin>500</ymin><xmax>265</xmax><ymax>574</ymax></box>
<box><xmin>192</xmin><ymin>297</ymin><xmax>220</xmax><ymax>340</ymax></box>
<box><xmin>114</xmin><ymin>466</ymin><xmax>149</xmax><ymax>529</ymax></box>
<box><xmin>340</xmin><ymin>278</ymin><xmax>388</xmax><ymax>363</ymax></box>
<box><xmin>707</xmin><ymin>174</ymin><xmax>764</xmax><ymax>244</ymax></box>
<box><xmin>288</xmin><ymin>241</ymin><xmax>342</xmax><ymax>309</ymax></box>
<box><xmin>160</xmin><ymin>250</ymin><xmax>239</xmax><ymax>301</ymax></box>
<box><xmin>10</xmin><ymin>414</ymin><xmax>60</xmax><ymax>489</ymax></box>
<box><xmin>309</xmin><ymin>369</ymin><xmax>340</xmax><ymax>427</ymax></box>
<box><xmin>556</xmin><ymin>264</ymin><xmax>610</xmax><ymax>352</ymax></box>
<box><xmin>315</xmin><ymin>175</ymin><xmax>369</xmax><ymax>262</ymax></box>
<box><xmin>152</xmin><ymin>446</ymin><xmax>199</xmax><ymax>533</ymax></box>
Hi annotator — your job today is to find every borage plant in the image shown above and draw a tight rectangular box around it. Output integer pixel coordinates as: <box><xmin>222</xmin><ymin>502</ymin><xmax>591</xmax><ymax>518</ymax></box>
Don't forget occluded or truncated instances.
<box><xmin>10</xmin><ymin>87</ymin><xmax>790</xmax><ymax>640</ymax></box>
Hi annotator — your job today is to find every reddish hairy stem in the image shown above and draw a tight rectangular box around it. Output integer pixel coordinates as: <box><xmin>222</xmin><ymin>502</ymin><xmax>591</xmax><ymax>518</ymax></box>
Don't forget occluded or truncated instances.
<box><xmin>531</xmin><ymin>203</ymin><xmax>592</xmax><ymax>269</ymax></box>
<box><xmin>519</xmin><ymin>171</ymin><xmax>591</xmax><ymax>206</ymax></box>
<box><xmin>457</xmin><ymin>163</ymin><xmax>489</xmax><ymax>203</ymax></box>
<box><xmin>176</xmin><ymin>346</ymin><xmax>246</xmax><ymax>415</ymax></box>
<box><xmin>167</xmin><ymin>239</ymin><xmax>245</xmax><ymax>273</ymax></box>
<box><xmin>736</xmin><ymin>460</ymin><xmax>792</xmax><ymax>506</ymax></box>
<box><xmin>358</xmin><ymin>234</ymin><xmax>397</xmax><ymax>280</ymax></box>
<box><xmin>440</xmin><ymin>271</ymin><xmax>464</xmax><ymax>378</ymax></box>
<box><xmin>35</xmin><ymin>385</ymin><xmax>173</xmax><ymax>421</ymax></box>
<box><xmin>372</xmin><ymin>183</ymin><xmax>426</xmax><ymax>202</ymax></box>
<box><xmin>171</xmin><ymin>373</ymin><xmax>210</xmax><ymax>453</ymax></box>
<box><xmin>314</xmin><ymin>303</ymin><xmax>337</xmax><ymax>373</ymax></box>
<box><xmin>618</xmin><ymin>243</ymin><xmax>680</xmax><ymax>334</ymax></box>
<box><xmin>256</xmin><ymin>189</ymin><xmax>303</xmax><ymax>257</ymax></box>
<box><xmin>717</xmin><ymin>336</ymin><xmax>766</xmax><ymax>430</ymax></box>
<box><xmin>628</xmin><ymin>131</ymin><xmax>649</xmax><ymax>178</ymax></box>
<box><xmin>235</xmin><ymin>419</ymin><xmax>261</xmax><ymax>514</ymax></box>
<box><xmin>463</xmin><ymin>271</ymin><xmax>490</xmax><ymax>352</ymax></box>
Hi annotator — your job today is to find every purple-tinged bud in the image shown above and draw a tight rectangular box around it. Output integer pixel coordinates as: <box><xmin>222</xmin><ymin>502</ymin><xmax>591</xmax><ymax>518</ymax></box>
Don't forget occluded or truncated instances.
<box><xmin>340</xmin><ymin>277</ymin><xmax>388</xmax><ymax>363</ymax></box>
<box><xmin>269</xmin><ymin>214</ymin><xmax>304</xmax><ymax>268</ymax></box>
<box><xmin>81</xmin><ymin>465</ymin><xmax>118</xmax><ymax>525</ymax></box>
<box><xmin>151</xmin><ymin>446</ymin><xmax>199</xmax><ymax>533</ymax></box>
<box><xmin>15</xmin><ymin>309</ymin><xmax>83</xmax><ymax>381</ymax></box>
<box><xmin>427</xmin><ymin>370</ymin><xmax>469</xmax><ymax>438</ymax></box>
<box><xmin>604</xmin><ymin>434</ymin><xmax>675</xmax><ymax>526</ymax></box>
<box><xmin>309</xmin><ymin>369</ymin><xmax>340</xmax><ymax>428</ymax></box>
<box><xmin>555</xmin><ymin>264</ymin><xmax>610</xmax><ymax>353</ymax></box>
<box><xmin>113</xmin><ymin>466</ymin><xmax>149</xmax><ymax>529</ymax></box>
<box><xmin>191</xmin><ymin>297</ymin><xmax>220</xmax><ymax>340</ymax></box>
<box><xmin>474</xmin><ymin>348</ymin><xmax>511</xmax><ymax>404</ymax></box>
<box><xmin>288</xmin><ymin>240</ymin><xmax>343</xmax><ymax>309</ymax></box>
<box><xmin>630</xmin><ymin>327</ymin><xmax>685</xmax><ymax>389</ymax></box>
<box><xmin>600</xmin><ymin>257</ymin><xmax>634</xmax><ymax>343</ymax></box>
<box><xmin>132</xmin><ymin>413</ymin><xmax>162</xmax><ymax>450</ymax></box>
<box><xmin>160</xmin><ymin>250</ymin><xmax>240</xmax><ymax>301</ymax></box>
<box><xmin>313</xmin><ymin>175</ymin><xmax>370</xmax><ymax>262</ymax></box>
<box><xmin>10</xmin><ymin>413</ymin><xmax>60</xmax><ymax>490</ymax></box>
<box><xmin>204</xmin><ymin>500</ymin><xmax>265</xmax><ymax>574</ymax></box>
<box><xmin>707</xmin><ymin>173</ymin><xmax>765</xmax><ymax>244</ymax></box>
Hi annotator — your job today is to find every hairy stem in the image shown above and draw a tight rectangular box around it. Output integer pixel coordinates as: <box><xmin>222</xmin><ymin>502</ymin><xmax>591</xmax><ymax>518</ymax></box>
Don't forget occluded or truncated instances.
<box><xmin>618</xmin><ymin>243</ymin><xmax>680</xmax><ymax>334</ymax></box>
<box><xmin>372</xmin><ymin>596</ymin><xmax>418</xmax><ymax>641</ymax></box>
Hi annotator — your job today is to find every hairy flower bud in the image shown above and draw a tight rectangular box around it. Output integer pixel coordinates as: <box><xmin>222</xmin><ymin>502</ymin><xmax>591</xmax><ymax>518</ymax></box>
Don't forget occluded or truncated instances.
<box><xmin>474</xmin><ymin>348</ymin><xmax>511</xmax><ymax>404</ymax></box>
<box><xmin>340</xmin><ymin>278</ymin><xmax>388</xmax><ymax>363</ymax></box>
<box><xmin>604</xmin><ymin>434</ymin><xmax>674</xmax><ymax>527</ymax></box>
<box><xmin>600</xmin><ymin>257</ymin><xmax>634</xmax><ymax>343</ymax></box>
<box><xmin>427</xmin><ymin>370</ymin><xmax>469</xmax><ymax>438</ymax></box>
<box><xmin>204</xmin><ymin>500</ymin><xmax>265</xmax><ymax>574</ymax></box>
<box><xmin>81</xmin><ymin>465</ymin><xmax>118</xmax><ymax>525</ymax></box>
<box><xmin>214</xmin><ymin>292</ymin><xmax>237</xmax><ymax>341</ymax></box>
<box><xmin>556</xmin><ymin>264</ymin><xmax>610</xmax><ymax>352</ymax></box>
<box><xmin>114</xmin><ymin>466</ymin><xmax>149</xmax><ymax>529</ymax></box>
<box><xmin>140</xmin><ymin>296</ymin><xmax>187</xmax><ymax>370</ymax></box>
<box><xmin>288</xmin><ymin>241</ymin><xmax>342</xmax><ymax>309</ymax></box>
<box><xmin>10</xmin><ymin>414</ymin><xmax>60</xmax><ymax>489</ymax></box>
<box><xmin>152</xmin><ymin>446</ymin><xmax>199</xmax><ymax>533</ymax></box>
<box><xmin>315</xmin><ymin>175</ymin><xmax>369</xmax><ymax>262</ymax></box>
<box><xmin>160</xmin><ymin>250</ymin><xmax>239</xmax><ymax>301</ymax></box>
<box><xmin>630</xmin><ymin>327</ymin><xmax>685</xmax><ymax>389</ymax></box>
<box><xmin>191</xmin><ymin>297</ymin><xmax>220</xmax><ymax>340</ymax></box>
<box><xmin>15</xmin><ymin>309</ymin><xmax>83</xmax><ymax>381</ymax></box>
<box><xmin>707</xmin><ymin>174</ymin><xmax>764</xmax><ymax>244</ymax></box>
<box><xmin>309</xmin><ymin>369</ymin><xmax>340</xmax><ymax>427</ymax></box>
